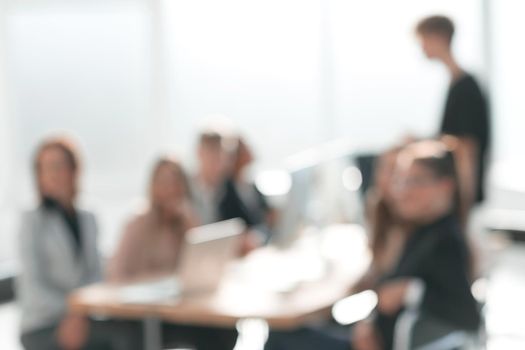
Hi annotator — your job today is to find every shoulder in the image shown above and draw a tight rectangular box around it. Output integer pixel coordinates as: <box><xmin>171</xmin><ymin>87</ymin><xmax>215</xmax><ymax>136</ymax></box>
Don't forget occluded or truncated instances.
<box><xmin>121</xmin><ymin>212</ymin><xmax>150</xmax><ymax>238</ymax></box>
<box><xmin>221</xmin><ymin>178</ymin><xmax>240</xmax><ymax>200</ymax></box>
<box><xmin>253</xmin><ymin>182</ymin><xmax>264</xmax><ymax>196</ymax></box>
<box><xmin>456</xmin><ymin>74</ymin><xmax>483</xmax><ymax>95</ymax></box>
<box><xmin>21</xmin><ymin>207</ymin><xmax>42</xmax><ymax>221</ymax></box>
<box><xmin>429</xmin><ymin>217</ymin><xmax>467</xmax><ymax>253</ymax></box>
<box><xmin>188</xmin><ymin>175</ymin><xmax>207</xmax><ymax>201</ymax></box>
<box><xmin>223</xmin><ymin>178</ymin><xmax>237</xmax><ymax>192</ymax></box>
<box><xmin>188</xmin><ymin>174</ymin><xmax>202</xmax><ymax>191</ymax></box>
<box><xmin>18</xmin><ymin>207</ymin><xmax>50</xmax><ymax>246</ymax></box>
<box><xmin>19</xmin><ymin>207</ymin><xmax>46</xmax><ymax>234</ymax></box>
<box><xmin>413</xmin><ymin>216</ymin><xmax>461</xmax><ymax>249</ymax></box>
<box><xmin>76</xmin><ymin>208</ymin><xmax>99</xmax><ymax>235</ymax></box>
<box><xmin>76</xmin><ymin>208</ymin><xmax>97</xmax><ymax>222</ymax></box>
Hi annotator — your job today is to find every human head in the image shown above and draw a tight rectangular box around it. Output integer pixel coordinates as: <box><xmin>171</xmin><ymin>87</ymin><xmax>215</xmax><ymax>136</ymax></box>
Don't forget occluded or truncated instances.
<box><xmin>150</xmin><ymin>157</ymin><xmax>190</xmax><ymax>211</ymax></box>
<box><xmin>197</xmin><ymin>130</ymin><xmax>228</xmax><ymax>186</ymax></box>
<box><xmin>416</xmin><ymin>15</ymin><xmax>455</xmax><ymax>59</ymax></box>
<box><xmin>149</xmin><ymin>157</ymin><xmax>191</xmax><ymax>218</ymax></box>
<box><xmin>34</xmin><ymin>135</ymin><xmax>80</xmax><ymax>208</ymax></box>
<box><xmin>391</xmin><ymin>140</ymin><xmax>459</xmax><ymax>225</ymax></box>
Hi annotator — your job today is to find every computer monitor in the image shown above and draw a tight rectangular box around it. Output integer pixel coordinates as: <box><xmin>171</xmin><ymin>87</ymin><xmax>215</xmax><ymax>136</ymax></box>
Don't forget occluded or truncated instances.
<box><xmin>270</xmin><ymin>165</ymin><xmax>317</xmax><ymax>247</ymax></box>
<box><xmin>353</xmin><ymin>153</ymin><xmax>378</xmax><ymax>200</ymax></box>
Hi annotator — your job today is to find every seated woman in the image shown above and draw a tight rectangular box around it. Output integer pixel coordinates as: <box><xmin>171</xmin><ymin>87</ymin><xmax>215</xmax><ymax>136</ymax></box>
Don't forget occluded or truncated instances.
<box><xmin>107</xmin><ymin>156</ymin><xmax>238</xmax><ymax>350</ymax></box>
<box><xmin>17</xmin><ymin>136</ymin><xmax>139</xmax><ymax>350</ymax></box>
<box><xmin>264</xmin><ymin>146</ymin><xmax>406</xmax><ymax>350</ymax></box>
<box><xmin>219</xmin><ymin>137</ymin><xmax>275</xmax><ymax>230</ymax></box>
<box><xmin>219</xmin><ymin>136</ymin><xmax>277</xmax><ymax>253</ymax></box>
<box><xmin>107</xmin><ymin>157</ymin><xmax>197</xmax><ymax>282</ymax></box>
<box><xmin>265</xmin><ymin>140</ymin><xmax>481</xmax><ymax>350</ymax></box>
<box><xmin>353</xmin><ymin>146</ymin><xmax>407</xmax><ymax>293</ymax></box>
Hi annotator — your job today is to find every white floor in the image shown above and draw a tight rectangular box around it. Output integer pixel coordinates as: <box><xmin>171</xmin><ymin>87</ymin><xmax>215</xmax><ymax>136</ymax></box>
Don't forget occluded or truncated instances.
<box><xmin>484</xmin><ymin>242</ymin><xmax>525</xmax><ymax>349</ymax></box>
<box><xmin>2</xmin><ymin>241</ymin><xmax>525</xmax><ymax>350</ymax></box>
<box><xmin>0</xmin><ymin>302</ymin><xmax>21</xmax><ymax>350</ymax></box>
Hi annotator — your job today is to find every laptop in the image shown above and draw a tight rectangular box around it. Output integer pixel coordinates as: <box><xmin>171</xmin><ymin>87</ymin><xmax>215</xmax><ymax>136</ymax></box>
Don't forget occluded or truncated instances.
<box><xmin>177</xmin><ymin>218</ymin><xmax>245</xmax><ymax>293</ymax></box>
<box><xmin>118</xmin><ymin>218</ymin><xmax>245</xmax><ymax>303</ymax></box>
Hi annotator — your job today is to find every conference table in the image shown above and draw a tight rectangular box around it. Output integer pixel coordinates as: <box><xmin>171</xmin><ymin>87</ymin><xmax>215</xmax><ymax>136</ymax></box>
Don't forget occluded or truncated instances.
<box><xmin>69</xmin><ymin>224</ymin><xmax>370</xmax><ymax>350</ymax></box>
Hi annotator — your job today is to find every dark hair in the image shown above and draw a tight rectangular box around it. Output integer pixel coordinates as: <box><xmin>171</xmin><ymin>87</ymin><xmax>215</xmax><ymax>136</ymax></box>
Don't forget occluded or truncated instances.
<box><xmin>34</xmin><ymin>136</ymin><xmax>81</xmax><ymax>201</ymax></box>
<box><xmin>368</xmin><ymin>147</ymin><xmax>404</xmax><ymax>260</ymax></box>
<box><xmin>416</xmin><ymin>15</ymin><xmax>455</xmax><ymax>43</ymax></box>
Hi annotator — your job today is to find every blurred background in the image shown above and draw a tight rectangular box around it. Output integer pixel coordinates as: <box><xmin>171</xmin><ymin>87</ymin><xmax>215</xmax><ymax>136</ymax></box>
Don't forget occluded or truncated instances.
<box><xmin>1</xmin><ymin>0</ymin><xmax>525</xmax><ymax>349</ymax></box>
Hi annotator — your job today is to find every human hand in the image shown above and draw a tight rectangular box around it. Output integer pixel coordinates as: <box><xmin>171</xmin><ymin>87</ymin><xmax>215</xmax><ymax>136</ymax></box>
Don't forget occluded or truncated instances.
<box><xmin>377</xmin><ymin>278</ymin><xmax>411</xmax><ymax>315</ymax></box>
<box><xmin>352</xmin><ymin>321</ymin><xmax>381</xmax><ymax>350</ymax></box>
<box><xmin>56</xmin><ymin>314</ymin><xmax>89</xmax><ymax>350</ymax></box>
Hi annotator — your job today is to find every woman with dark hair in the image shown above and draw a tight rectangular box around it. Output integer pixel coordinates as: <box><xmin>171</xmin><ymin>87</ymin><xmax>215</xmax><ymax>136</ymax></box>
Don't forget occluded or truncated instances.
<box><xmin>353</xmin><ymin>146</ymin><xmax>407</xmax><ymax>293</ymax></box>
<box><xmin>220</xmin><ymin>138</ymin><xmax>271</xmax><ymax>227</ymax></box>
<box><xmin>357</xmin><ymin>140</ymin><xmax>480</xmax><ymax>350</ymax></box>
<box><xmin>17</xmin><ymin>136</ymin><xmax>138</xmax><ymax>350</ymax></box>
<box><xmin>265</xmin><ymin>140</ymin><xmax>480</xmax><ymax>350</ymax></box>
<box><xmin>108</xmin><ymin>156</ymin><xmax>238</xmax><ymax>350</ymax></box>
<box><xmin>219</xmin><ymin>136</ymin><xmax>277</xmax><ymax>253</ymax></box>
<box><xmin>107</xmin><ymin>157</ymin><xmax>197</xmax><ymax>282</ymax></box>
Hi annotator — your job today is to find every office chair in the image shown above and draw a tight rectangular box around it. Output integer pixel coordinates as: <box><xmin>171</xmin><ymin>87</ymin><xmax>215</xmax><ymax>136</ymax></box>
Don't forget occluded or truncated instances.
<box><xmin>392</xmin><ymin>296</ymin><xmax>486</xmax><ymax>350</ymax></box>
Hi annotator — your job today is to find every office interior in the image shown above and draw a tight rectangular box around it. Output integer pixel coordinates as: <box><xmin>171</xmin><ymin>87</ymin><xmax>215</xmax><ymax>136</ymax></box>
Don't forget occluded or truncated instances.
<box><xmin>0</xmin><ymin>0</ymin><xmax>524</xmax><ymax>349</ymax></box>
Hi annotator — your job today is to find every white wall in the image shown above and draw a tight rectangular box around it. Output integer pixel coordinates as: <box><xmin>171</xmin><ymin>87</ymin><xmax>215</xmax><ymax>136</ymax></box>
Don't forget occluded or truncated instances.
<box><xmin>5</xmin><ymin>0</ymin><xmax>155</xmax><ymax>254</ymax></box>
<box><xmin>0</xmin><ymin>1</ymin><xmax>9</xmax><ymax>195</ymax></box>
<box><xmin>0</xmin><ymin>0</ymin><xmax>15</xmax><ymax>263</ymax></box>
<box><xmin>2</xmin><ymin>0</ymin><xmax>523</xmax><ymax>259</ymax></box>
<box><xmin>330</xmin><ymin>0</ymin><xmax>485</xmax><ymax>146</ymax></box>
<box><xmin>163</xmin><ymin>0</ymin><xmax>323</xmax><ymax>170</ymax></box>
<box><xmin>489</xmin><ymin>0</ymin><xmax>525</xmax><ymax>193</ymax></box>
<box><xmin>162</xmin><ymin>0</ymin><xmax>485</xmax><ymax>166</ymax></box>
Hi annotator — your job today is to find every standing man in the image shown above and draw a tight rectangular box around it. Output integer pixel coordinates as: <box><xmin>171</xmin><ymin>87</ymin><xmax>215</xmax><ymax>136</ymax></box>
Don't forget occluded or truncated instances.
<box><xmin>416</xmin><ymin>15</ymin><xmax>490</xmax><ymax>221</ymax></box>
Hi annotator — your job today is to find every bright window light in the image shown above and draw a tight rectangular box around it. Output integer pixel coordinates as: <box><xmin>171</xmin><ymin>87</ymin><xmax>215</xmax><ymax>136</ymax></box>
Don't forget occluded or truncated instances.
<box><xmin>332</xmin><ymin>290</ymin><xmax>378</xmax><ymax>325</ymax></box>
<box><xmin>255</xmin><ymin>170</ymin><xmax>292</xmax><ymax>197</ymax></box>
<box><xmin>342</xmin><ymin>166</ymin><xmax>363</xmax><ymax>192</ymax></box>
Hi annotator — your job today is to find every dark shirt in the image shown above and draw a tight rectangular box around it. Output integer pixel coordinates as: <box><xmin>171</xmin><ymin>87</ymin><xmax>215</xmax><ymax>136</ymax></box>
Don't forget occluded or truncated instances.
<box><xmin>375</xmin><ymin>214</ymin><xmax>481</xmax><ymax>350</ymax></box>
<box><xmin>441</xmin><ymin>73</ymin><xmax>490</xmax><ymax>203</ymax></box>
<box><xmin>219</xmin><ymin>178</ymin><xmax>269</xmax><ymax>228</ymax></box>
<box><xmin>42</xmin><ymin>197</ymin><xmax>82</xmax><ymax>256</ymax></box>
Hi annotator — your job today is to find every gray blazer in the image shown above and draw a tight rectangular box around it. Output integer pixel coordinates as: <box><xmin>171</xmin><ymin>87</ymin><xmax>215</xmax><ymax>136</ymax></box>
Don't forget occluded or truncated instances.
<box><xmin>16</xmin><ymin>207</ymin><xmax>102</xmax><ymax>333</ymax></box>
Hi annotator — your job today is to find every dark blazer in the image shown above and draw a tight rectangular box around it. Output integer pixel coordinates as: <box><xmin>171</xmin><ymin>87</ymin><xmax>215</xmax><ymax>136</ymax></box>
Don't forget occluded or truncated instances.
<box><xmin>375</xmin><ymin>214</ymin><xmax>481</xmax><ymax>349</ymax></box>
<box><xmin>218</xmin><ymin>178</ymin><xmax>269</xmax><ymax>228</ymax></box>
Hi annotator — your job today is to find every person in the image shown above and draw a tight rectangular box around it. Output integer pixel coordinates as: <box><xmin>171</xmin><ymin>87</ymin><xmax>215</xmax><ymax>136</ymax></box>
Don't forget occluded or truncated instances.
<box><xmin>416</xmin><ymin>15</ymin><xmax>490</xmax><ymax>221</ymax></box>
<box><xmin>107</xmin><ymin>157</ymin><xmax>197</xmax><ymax>282</ymax></box>
<box><xmin>107</xmin><ymin>156</ymin><xmax>238</xmax><ymax>350</ymax></box>
<box><xmin>353</xmin><ymin>146</ymin><xmax>407</xmax><ymax>293</ymax></box>
<box><xmin>219</xmin><ymin>137</ymin><xmax>277</xmax><ymax>247</ymax></box>
<box><xmin>191</xmin><ymin>130</ymin><xmax>231</xmax><ymax>225</ymax></box>
<box><xmin>265</xmin><ymin>140</ymin><xmax>481</xmax><ymax>350</ymax></box>
<box><xmin>16</xmin><ymin>136</ymin><xmax>139</xmax><ymax>350</ymax></box>
<box><xmin>364</xmin><ymin>140</ymin><xmax>481</xmax><ymax>349</ymax></box>
<box><xmin>264</xmin><ymin>146</ymin><xmax>407</xmax><ymax>350</ymax></box>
